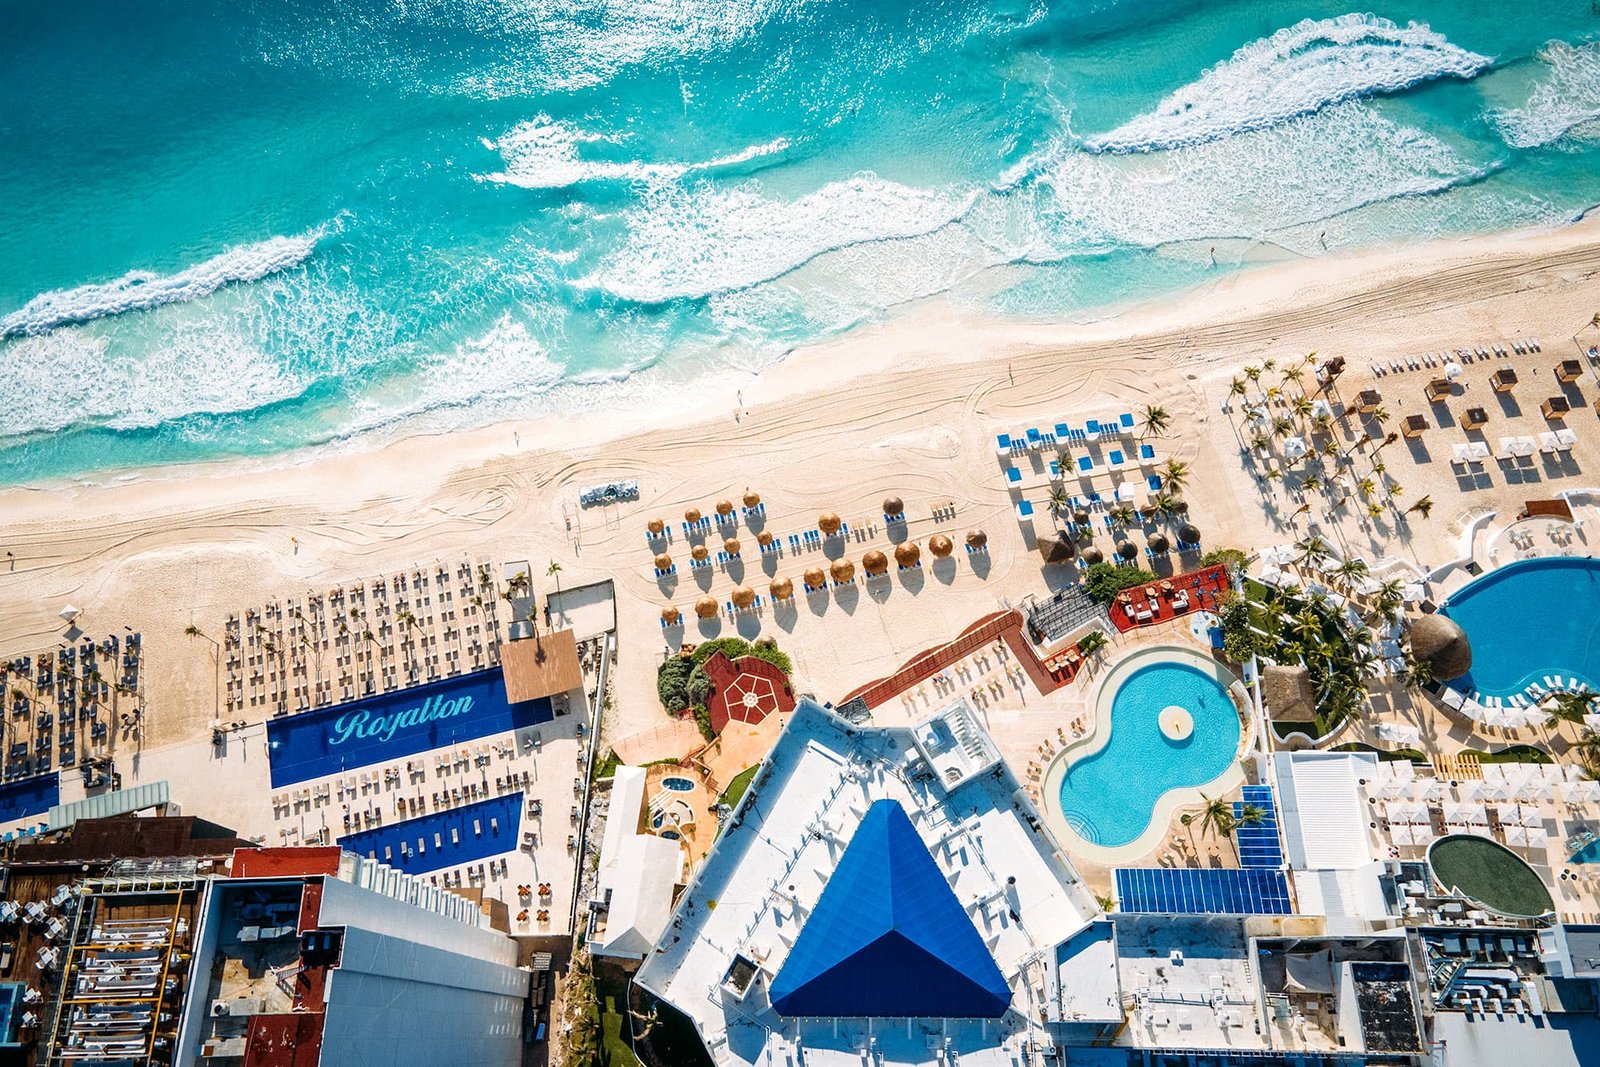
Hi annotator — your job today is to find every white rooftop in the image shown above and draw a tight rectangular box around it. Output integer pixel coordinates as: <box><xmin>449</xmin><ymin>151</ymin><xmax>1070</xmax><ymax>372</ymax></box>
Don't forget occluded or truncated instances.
<box><xmin>593</xmin><ymin>833</ymin><xmax>682</xmax><ymax>961</ymax></box>
<box><xmin>596</xmin><ymin>765</ymin><xmax>646</xmax><ymax>897</ymax></box>
<box><xmin>1273</xmin><ymin>751</ymin><xmax>1380</xmax><ymax>870</ymax></box>
<box><xmin>635</xmin><ymin>699</ymin><xmax>1101</xmax><ymax>1067</ymax></box>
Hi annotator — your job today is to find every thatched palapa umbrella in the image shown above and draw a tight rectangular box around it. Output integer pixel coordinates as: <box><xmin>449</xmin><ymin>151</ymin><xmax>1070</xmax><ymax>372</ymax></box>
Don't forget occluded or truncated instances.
<box><xmin>694</xmin><ymin>595</ymin><xmax>719</xmax><ymax>619</ymax></box>
<box><xmin>863</xmin><ymin>550</ymin><xmax>889</xmax><ymax>576</ymax></box>
<box><xmin>731</xmin><ymin>585</ymin><xmax>756</xmax><ymax>608</ymax></box>
<box><xmin>723</xmin><ymin>537</ymin><xmax>741</xmax><ymax>555</ymax></box>
<box><xmin>1179</xmin><ymin>522</ymin><xmax>1201</xmax><ymax>544</ymax></box>
<box><xmin>894</xmin><ymin>542</ymin><xmax>921</xmax><ymax>568</ymax></box>
<box><xmin>685</xmin><ymin>507</ymin><xmax>702</xmax><ymax>524</ymax></box>
<box><xmin>661</xmin><ymin>606</ymin><xmax>681</xmax><ymax>625</ymax></box>
<box><xmin>743</xmin><ymin>490</ymin><xmax>762</xmax><ymax>507</ymax></box>
<box><xmin>1081</xmin><ymin>546</ymin><xmax>1104</xmax><ymax>565</ymax></box>
<box><xmin>691</xmin><ymin>544</ymin><xmax>710</xmax><ymax>562</ymax></box>
<box><xmin>756</xmin><ymin>530</ymin><xmax>774</xmax><ymax>547</ymax></box>
<box><xmin>647</xmin><ymin>517</ymin><xmax>665</xmax><ymax>535</ymax></box>
<box><xmin>1116</xmin><ymin>540</ymin><xmax>1139</xmax><ymax>561</ymax></box>
<box><xmin>804</xmin><ymin>566</ymin><xmax>827</xmax><ymax>590</ymax></box>
<box><xmin>929</xmin><ymin>534</ymin><xmax>953</xmax><ymax>558</ymax></box>
<box><xmin>883</xmin><ymin>496</ymin><xmax>905</xmax><ymax>517</ymax></box>
<box><xmin>1407</xmin><ymin>614</ymin><xmax>1472</xmax><ymax>682</ymax></box>
<box><xmin>1148</xmin><ymin>533</ymin><xmax>1170</xmax><ymax>554</ymax></box>
<box><xmin>1072</xmin><ymin>508</ymin><xmax>1091</xmax><ymax>527</ymax></box>
<box><xmin>769</xmin><ymin>576</ymin><xmax>794</xmax><ymax>601</ymax></box>
<box><xmin>965</xmin><ymin>529</ymin><xmax>988</xmax><ymax>549</ymax></box>
<box><xmin>716</xmin><ymin>499</ymin><xmax>734</xmax><ymax>516</ymax></box>
<box><xmin>1168</xmin><ymin>496</ymin><xmax>1188</xmax><ymax>513</ymax></box>
<box><xmin>829</xmin><ymin>558</ymin><xmax>856</xmax><ymax>583</ymax></box>
<box><xmin>1038</xmin><ymin>534</ymin><xmax>1076</xmax><ymax>564</ymax></box>
<box><xmin>819</xmin><ymin>512</ymin><xmax>842</xmax><ymax>534</ymax></box>
<box><xmin>654</xmin><ymin>553</ymin><xmax>673</xmax><ymax>570</ymax></box>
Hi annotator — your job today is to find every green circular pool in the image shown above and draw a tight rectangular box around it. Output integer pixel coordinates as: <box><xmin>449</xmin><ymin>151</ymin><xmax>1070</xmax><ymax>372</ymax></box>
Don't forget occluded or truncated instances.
<box><xmin>1428</xmin><ymin>835</ymin><xmax>1553</xmax><ymax>918</ymax></box>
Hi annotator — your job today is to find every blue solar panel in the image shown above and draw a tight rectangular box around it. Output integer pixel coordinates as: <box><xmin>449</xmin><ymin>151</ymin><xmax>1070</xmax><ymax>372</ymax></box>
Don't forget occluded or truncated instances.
<box><xmin>1114</xmin><ymin>867</ymin><xmax>1292</xmax><ymax>915</ymax></box>
<box><xmin>1234</xmin><ymin>785</ymin><xmax>1284</xmax><ymax>869</ymax></box>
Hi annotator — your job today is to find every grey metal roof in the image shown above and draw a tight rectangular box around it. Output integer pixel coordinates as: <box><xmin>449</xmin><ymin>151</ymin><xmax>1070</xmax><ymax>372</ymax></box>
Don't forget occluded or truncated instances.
<box><xmin>47</xmin><ymin>780</ymin><xmax>169</xmax><ymax>830</ymax></box>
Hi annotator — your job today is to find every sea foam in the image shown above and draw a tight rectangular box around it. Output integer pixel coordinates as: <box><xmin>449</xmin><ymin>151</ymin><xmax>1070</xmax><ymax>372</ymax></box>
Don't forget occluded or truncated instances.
<box><xmin>1493</xmin><ymin>41</ymin><xmax>1600</xmax><ymax>149</ymax></box>
<box><xmin>1085</xmin><ymin>14</ymin><xmax>1492</xmax><ymax>153</ymax></box>
<box><xmin>477</xmin><ymin>115</ymin><xmax>789</xmax><ymax>189</ymax></box>
<box><xmin>0</xmin><ymin>230</ymin><xmax>323</xmax><ymax>339</ymax></box>
<box><xmin>582</xmin><ymin>174</ymin><xmax>978</xmax><ymax>303</ymax></box>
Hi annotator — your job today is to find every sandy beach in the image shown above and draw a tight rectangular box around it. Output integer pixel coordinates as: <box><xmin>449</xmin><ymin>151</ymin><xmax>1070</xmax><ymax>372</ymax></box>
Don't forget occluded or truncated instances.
<box><xmin>4</xmin><ymin>215</ymin><xmax>1600</xmax><ymax>757</ymax></box>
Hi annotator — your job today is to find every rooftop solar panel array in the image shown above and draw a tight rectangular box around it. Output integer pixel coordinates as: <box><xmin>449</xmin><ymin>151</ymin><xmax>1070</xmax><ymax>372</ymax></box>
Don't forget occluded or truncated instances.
<box><xmin>1234</xmin><ymin>785</ymin><xmax>1284</xmax><ymax>869</ymax></box>
<box><xmin>1115</xmin><ymin>867</ymin><xmax>1292</xmax><ymax>915</ymax></box>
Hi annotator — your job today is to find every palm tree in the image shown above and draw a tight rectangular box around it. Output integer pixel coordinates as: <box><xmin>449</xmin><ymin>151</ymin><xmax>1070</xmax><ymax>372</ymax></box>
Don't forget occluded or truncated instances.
<box><xmin>1109</xmin><ymin>503</ymin><xmax>1136</xmax><ymax>528</ymax></box>
<box><xmin>1291</xmin><ymin>394</ymin><xmax>1314</xmax><ymax>422</ymax></box>
<box><xmin>1401</xmin><ymin>654</ymin><xmax>1435</xmax><ymax>690</ymax></box>
<box><xmin>183</xmin><ymin>625</ymin><xmax>205</xmax><ymax>639</ymax></box>
<box><xmin>1301</xmin><ymin>473</ymin><xmax>1323</xmax><ymax>494</ymax></box>
<box><xmin>1406</xmin><ymin>495</ymin><xmax>1434</xmax><ymax>520</ymax></box>
<box><xmin>1161</xmin><ymin>459</ymin><xmax>1190</xmax><ymax>493</ymax></box>
<box><xmin>1356</xmin><ymin>476</ymin><xmax>1377</xmax><ymax>498</ymax></box>
<box><xmin>1366</xmin><ymin>501</ymin><xmax>1385</xmax><ymax>521</ymax></box>
<box><xmin>546</xmin><ymin>559</ymin><xmax>564</xmax><ymax>592</ymax></box>
<box><xmin>1048</xmin><ymin>486</ymin><xmax>1070</xmax><ymax>516</ymax></box>
<box><xmin>1141</xmin><ymin>405</ymin><xmax>1171</xmax><ymax>438</ymax></box>
<box><xmin>1332</xmin><ymin>557</ymin><xmax>1369</xmax><ymax>592</ymax></box>
<box><xmin>1545</xmin><ymin>688</ymin><xmax>1596</xmax><ymax>734</ymax></box>
<box><xmin>1262</xmin><ymin>357</ymin><xmax>1278</xmax><ymax>374</ymax></box>
<box><xmin>1228</xmin><ymin>377</ymin><xmax>1248</xmax><ymax>403</ymax></box>
<box><xmin>1293</xmin><ymin>534</ymin><xmax>1330</xmax><ymax>570</ymax></box>
<box><xmin>1197</xmin><ymin>793</ymin><xmax>1237</xmax><ymax>858</ymax></box>
<box><xmin>1272</xmin><ymin>416</ymin><xmax>1295</xmax><ymax>437</ymax></box>
<box><xmin>1291</xmin><ymin>609</ymin><xmax>1324</xmax><ymax>646</ymax></box>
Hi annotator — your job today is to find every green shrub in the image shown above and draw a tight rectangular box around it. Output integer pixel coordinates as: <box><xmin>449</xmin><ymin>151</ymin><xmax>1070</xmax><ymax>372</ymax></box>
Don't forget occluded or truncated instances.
<box><xmin>1082</xmin><ymin>562</ymin><xmax>1156</xmax><ymax>604</ymax></box>
<box><xmin>686</xmin><ymin>665</ymin><xmax>714</xmax><ymax>707</ymax></box>
<box><xmin>1201</xmin><ymin>547</ymin><xmax>1250</xmax><ymax>575</ymax></box>
<box><xmin>656</xmin><ymin>656</ymin><xmax>695</xmax><ymax>713</ymax></box>
<box><xmin>743</xmin><ymin>644</ymin><xmax>793</xmax><ymax>675</ymax></box>
<box><xmin>692</xmin><ymin>703</ymin><xmax>715</xmax><ymax>741</ymax></box>
<box><xmin>690</xmin><ymin>637</ymin><xmax>752</xmax><ymax>665</ymax></box>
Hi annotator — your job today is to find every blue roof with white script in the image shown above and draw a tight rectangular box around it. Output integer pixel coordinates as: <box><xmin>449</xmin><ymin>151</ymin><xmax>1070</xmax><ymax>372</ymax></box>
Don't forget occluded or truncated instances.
<box><xmin>769</xmin><ymin>799</ymin><xmax>1011</xmax><ymax>1018</ymax></box>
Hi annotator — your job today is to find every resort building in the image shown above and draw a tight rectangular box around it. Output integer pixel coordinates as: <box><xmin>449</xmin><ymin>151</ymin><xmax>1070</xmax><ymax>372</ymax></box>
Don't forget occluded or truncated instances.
<box><xmin>588</xmin><ymin>764</ymin><xmax>685</xmax><ymax>961</ymax></box>
<box><xmin>635</xmin><ymin>697</ymin><xmax>1100</xmax><ymax>1066</ymax></box>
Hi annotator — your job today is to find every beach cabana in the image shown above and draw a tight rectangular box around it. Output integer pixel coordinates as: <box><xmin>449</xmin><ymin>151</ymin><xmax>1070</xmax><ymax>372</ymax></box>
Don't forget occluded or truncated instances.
<box><xmin>1356</xmin><ymin>388</ymin><xmax>1382</xmax><ymax>414</ymax></box>
<box><xmin>1408</xmin><ymin>614</ymin><xmax>1472</xmax><ymax>682</ymax></box>
<box><xmin>1558</xmin><ymin>359</ymin><xmax>1584</xmax><ymax>383</ymax></box>
<box><xmin>863</xmin><ymin>550</ymin><xmax>889</xmax><ymax>577</ymax></box>
<box><xmin>894</xmin><ymin>543</ymin><xmax>921</xmax><ymax>569</ymax></box>
<box><xmin>1282</xmin><ymin>436</ymin><xmax>1308</xmax><ymax>461</ymax></box>
<box><xmin>1072</xmin><ymin>508</ymin><xmax>1091</xmax><ymax>527</ymax></box>
<box><xmin>804</xmin><ymin>566</ymin><xmax>827</xmax><ymax>592</ymax></box>
<box><xmin>1178</xmin><ymin>522</ymin><xmax>1201</xmax><ymax>546</ymax></box>
<box><xmin>1319</xmin><ymin>357</ymin><xmax>1345</xmax><ymax>383</ymax></box>
<box><xmin>928</xmin><ymin>534</ymin><xmax>953</xmax><ymax>558</ymax></box>
<box><xmin>1401</xmin><ymin>414</ymin><xmax>1428</xmax><ymax>439</ymax></box>
<box><xmin>1424</xmin><ymin>378</ymin><xmax>1451</xmax><ymax>403</ymax></box>
<box><xmin>1461</xmin><ymin>406</ymin><xmax>1489</xmax><ymax>431</ymax></box>
<box><xmin>829</xmin><ymin>558</ymin><xmax>856</xmax><ymax>584</ymax></box>
<box><xmin>770</xmin><ymin>576</ymin><xmax>794</xmax><ymax>601</ymax></box>
<box><xmin>1542</xmin><ymin>396</ymin><xmax>1572</xmax><ymax>421</ymax></box>
<box><xmin>1037</xmin><ymin>535</ymin><xmax>1075</xmax><ymax>565</ymax></box>
<box><xmin>819</xmin><ymin>512</ymin><xmax>842</xmax><ymax>535</ymax></box>
<box><xmin>694</xmin><ymin>596</ymin><xmax>719</xmax><ymax>619</ymax></box>
<box><xmin>1491</xmin><ymin>368</ymin><xmax>1518</xmax><ymax>393</ymax></box>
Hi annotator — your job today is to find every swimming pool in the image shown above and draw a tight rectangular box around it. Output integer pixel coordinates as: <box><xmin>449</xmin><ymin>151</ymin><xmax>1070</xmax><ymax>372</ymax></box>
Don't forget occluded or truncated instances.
<box><xmin>1055</xmin><ymin>649</ymin><xmax>1242</xmax><ymax>849</ymax></box>
<box><xmin>1442</xmin><ymin>557</ymin><xmax>1600</xmax><ymax>700</ymax></box>
<box><xmin>662</xmin><ymin>777</ymin><xmax>695</xmax><ymax>792</ymax></box>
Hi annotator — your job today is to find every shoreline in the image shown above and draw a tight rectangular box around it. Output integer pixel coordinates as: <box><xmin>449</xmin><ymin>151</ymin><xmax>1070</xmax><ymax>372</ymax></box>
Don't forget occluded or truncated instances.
<box><xmin>8</xmin><ymin>210</ymin><xmax>1593</xmax><ymax>498</ymax></box>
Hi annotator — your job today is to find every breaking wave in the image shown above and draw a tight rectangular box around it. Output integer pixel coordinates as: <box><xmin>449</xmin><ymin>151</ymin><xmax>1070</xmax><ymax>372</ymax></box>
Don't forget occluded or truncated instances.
<box><xmin>1493</xmin><ymin>40</ymin><xmax>1600</xmax><ymax>149</ymax></box>
<box><xmin>476</xmin><ymin>115</ymin><xmax>790</xmax><ymax>189</ymax></box>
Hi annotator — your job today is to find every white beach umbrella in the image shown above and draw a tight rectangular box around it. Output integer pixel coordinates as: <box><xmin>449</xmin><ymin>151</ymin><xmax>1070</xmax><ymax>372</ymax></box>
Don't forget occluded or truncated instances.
<box><xmin>1527</xmin><ymin>826</ymin><xmax>1550</xmax><ymax>848</ymax></box>
<box><xmin>1567</xmin><ymin>780</ymin><xmax>1600</xmax><ymax>804</ymax></box>
<box><xmin>1466</xmin><ymin>441</ymin><xmax>1491</xmax><ymax>462</ymax></box>
<box><xmin>58</xmin><ymin>605</ymin><xmax>80</xmax><ymax>623</ymax></box>
<box><xmin>1520</xmin><ymin>807</ymin><xmax>1545</xmax><ymax>828</ymax></box>
<box><xmin>1444</xmin><ymin>361</ymin><xmax>1463</xmax><ymax>379</ymax></box>
<box><xmin>1391</xmin><ymin>824</ymin><xmax>1415</xmax><ymax>846</ymax></box>
<box><xmin>1456</xmin><ymin>779</ymin><xmax>1486</xmax><ymax>801</ymax></box>
<box><xmin>1467</xmin><ymin>804</ymin><xmax>1489</xmax><ymax>826</ymax></box>
<box><xmin>1505</xmin><ymin>824</ymin><xmax>1529</xmax><ymax>847</ymax></box>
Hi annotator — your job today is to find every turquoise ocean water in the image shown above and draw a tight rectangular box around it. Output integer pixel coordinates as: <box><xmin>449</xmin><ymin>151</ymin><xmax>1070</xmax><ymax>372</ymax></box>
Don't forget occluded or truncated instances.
<box><xmin>5</xmin><ymin>0</ymin><xmax>1600</xmax><ymax>484</ymax></box>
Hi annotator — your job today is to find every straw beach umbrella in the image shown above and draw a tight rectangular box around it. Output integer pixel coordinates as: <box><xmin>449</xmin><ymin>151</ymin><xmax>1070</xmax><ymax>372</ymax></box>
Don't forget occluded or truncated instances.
<box><xmin>1116</xmin><ymin>540</ymin><xmax>1139</xmax><ymax>561</ymax></box>
<box><xmin>691</xmin><ymin>544</ymin><xmax>710</xmax><ymax>562</ymax></box>
<box><xmin>647</xmin><ymin>517</ymin><xmax>665</xmax><ymax>536</ymax></box>
<box><xmin>894</xmin><ymin>542</ymin><xmax>921</xmax><ymax>568</ymax></box>
<box><xmin>723</xmin><ymin>538</ymin><xmax>741</xmax><ymax>556</ymax></box>
<box><xmin>694</xmin><ymin>595</ymin><xmax>719</xmax><ymax>619</ymax></box>
<box><xmin>804</xmin><ymin>566</ymin><xmax>827</xmax><ymax>590</ymax></box>
<box><xmin>1082</xmin><ymin>546</ymin><xmax>1104</xmax><ymax>565</ymax></box>
<box><xmin>756</xmin><ymin>530</ymin><xmax>774</xmax><ymax>547</ymax></box>
<box><xmin>928</xmin><ymin>534</ymin><xmax>953</xmax><ymax>558</ymax></box>
<box><xmin>685</xmin><ymin>507</ymin><xmax>702</xmax><ymax>524</ymax></box>
<box><xmin>731</xmin><ymin>585</ymin><xmax>756</xmax><ymax>608</ymax></box>
<box><xmin>1408</xmin><ymin>614</ymin><xmax>1472</xmax><ymax>682</ymax></box>
<box><xmin>965</xmin><ymin>530</ymin><xmax>988</xmax><ymax>549</ymax></box>
<box><xmin>716</xmin><ymin>499</ymin><xmax>734</xmax><ymax>516</ymax></box>
<box><xmin>1073</xmin><ymin>508</ymin><xmax>1091</xmax><ymax>526</ymax></box>
<box><xmin>661</xmin><ymin>606</ymin><xmax>681</xmax><ymax>625</ymax></box>
<box><xmin>770</xmin><ymin>576</ymin><xmax>794</xmax><ymax>601</ymax></box>
<box><xmin>742</xmin><ymin>490</ymin><xmax>762</xmax><ymax>507</ymax></box>
<box><xmin>654</xmin><ymin>553</ymin><xmax>673</xmax><ymax>570</ymax></box>
<box><xmin>883</xmin><ymin>496</ymin><xmax>905</xmax><ymax>517</ymax></box>
<box><xmin>1148</xmin><ymin>533</ymin><xmax>1170</xmax><ymax>554</ymax></box>
<box><xmin>819</xmin><ymin>512</ymin><xmax>842</xmax><ymax>534</ymax></box>
<box><xmin>1038</xmin><ymin>535</ymin><xmax>1076</xmax><ymax>564</ymax></box>
<box><xmin>863</xmin><ymin>550</ymin><xmax>889</xmax><ymax>576</ymax></box>
<box><xmin>1179</xmin><ymin>522</ymin><xmax>1201</xmax><ymax>544</ymax></box>
<box><xmin>829</xmin><ymin>558</ymin><xmax>856</xmax><ymax>583</ymax></box>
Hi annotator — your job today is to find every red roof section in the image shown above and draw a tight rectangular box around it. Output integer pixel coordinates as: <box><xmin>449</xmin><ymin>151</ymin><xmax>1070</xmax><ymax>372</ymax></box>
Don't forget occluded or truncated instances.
<box><xmin>243</xmin><ymin>1013</ymin><xmax>325</xmax><ymax>1067</ymax></box>
<box><xmin>703</xmin><ymin>651</ymin><xmax>795</xmax><ymax>735</ymax></box>
<box><xmin>231</xmin><ymin>846</ymin><xmax>343</xmax><ymax>879</ymax></box>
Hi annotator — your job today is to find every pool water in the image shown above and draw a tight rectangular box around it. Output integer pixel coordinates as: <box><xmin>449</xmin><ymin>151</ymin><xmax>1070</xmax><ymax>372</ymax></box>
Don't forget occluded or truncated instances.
<box><xmin>662</xmin><ymin>777</ymin><xmax>695</xmax><ymax>792</ymax></box>
<box><xmin>1058</xmin><ymin>659</ymin><xmax>1240</xmax><ymax>848</ymax></box>
<box><xmin>1571</xmin><ymin>839</ymin><xmax>1600</xmax><ymax>864</ymax></box>
<box><xmin>1442</xmin><ymin>558</ymin><xmax>1600</xmax><ymax>699</ymax></box>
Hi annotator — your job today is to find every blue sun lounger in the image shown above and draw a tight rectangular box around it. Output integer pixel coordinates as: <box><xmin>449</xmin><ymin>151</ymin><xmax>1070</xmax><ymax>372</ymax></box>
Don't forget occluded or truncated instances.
<box><xmin>1139</xmin><ymin>443</ymin><xmax>1156</xmax><ymax>462</ymax></box>
<box><xmin>1077</xmin><ymin>455</ymin><xmax>1094</xmax><ymax>473</ymax></box>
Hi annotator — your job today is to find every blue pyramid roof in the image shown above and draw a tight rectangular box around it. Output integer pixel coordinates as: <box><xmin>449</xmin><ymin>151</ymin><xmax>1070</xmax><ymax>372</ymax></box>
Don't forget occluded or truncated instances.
<box><xmin>769</xmin><ymin>799</ymin><xmax>1011</xmax><ymax>1018</ymax></box>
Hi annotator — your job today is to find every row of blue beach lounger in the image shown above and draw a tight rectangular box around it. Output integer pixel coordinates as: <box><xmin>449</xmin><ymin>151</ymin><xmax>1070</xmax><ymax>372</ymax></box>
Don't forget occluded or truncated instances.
<box><xmin>996</xmin><ymin>413</ymin><xmax>1136</xmax><ymax>456</ymax></box>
